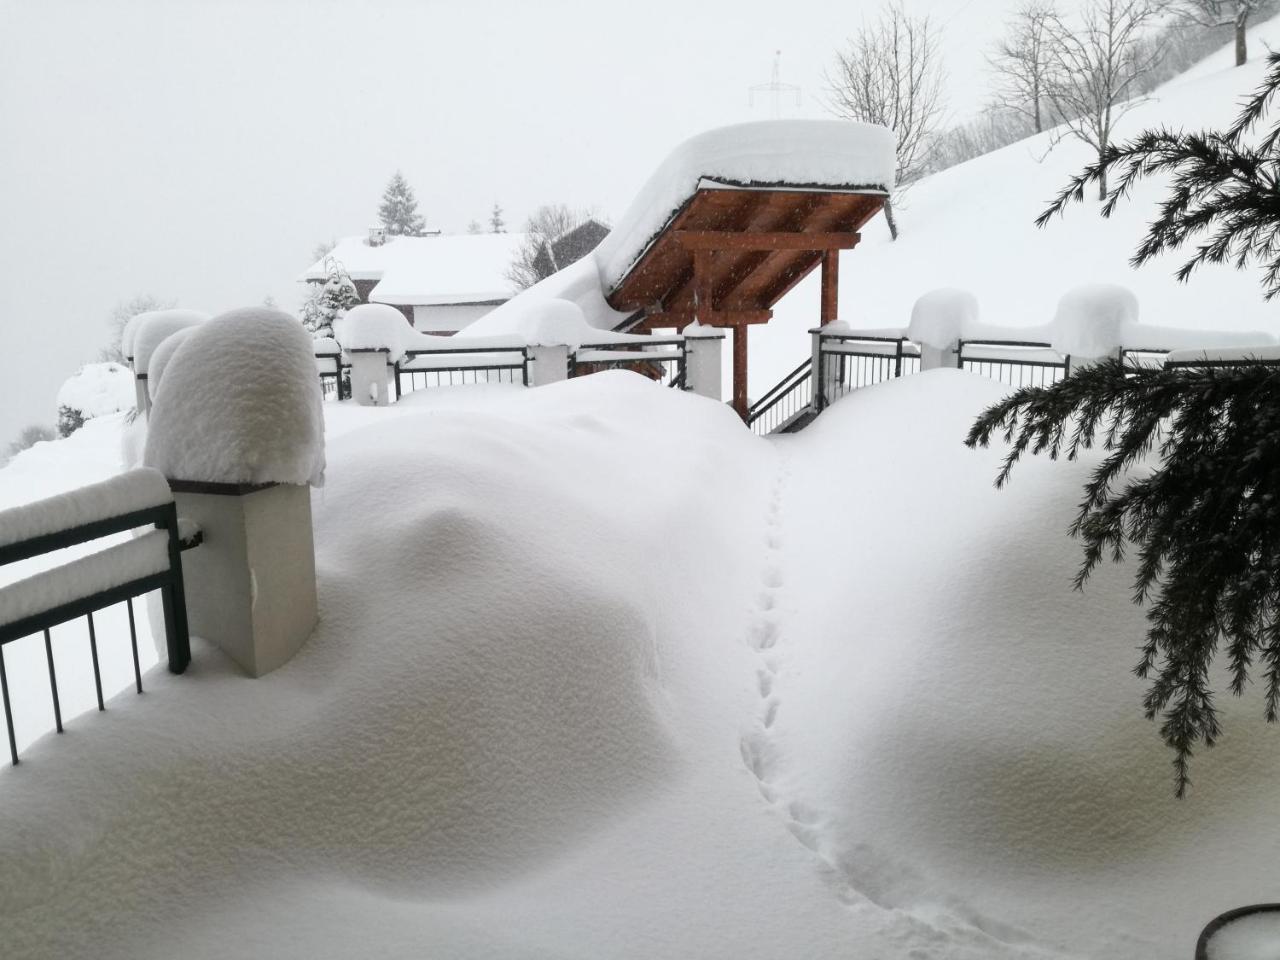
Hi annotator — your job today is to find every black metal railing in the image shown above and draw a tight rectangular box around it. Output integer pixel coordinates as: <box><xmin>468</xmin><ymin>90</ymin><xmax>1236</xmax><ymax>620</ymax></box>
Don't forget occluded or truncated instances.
<box><xmin>747</xmin><ymin>359</ymin><xmax>813</xmax><ymax>436</ymax></box>
<box><xmin>957</xmin><ymin>339</ymin><xmax>1069</xmax><ymax>388</ymax></box>
<box><xmin>816</xmin><ymin>334</ymin><xmax>920</xmax><ymax>411</ymax></box>
<box><xmin>394</xmin><ymin>346</ymin><xmax>530</xmax><ymax>400</ymax></box>
<box><xmin>315</xmin><ymin>348</ymin><xmax>350</xmax><ymax>401</ymax></box>
<box><xmin>0</xmin><ymin>480</ymin><xmax>196</xmax><ymax>765</ymax></box>
<box><xmin>569</xmin><ymin>338</ymin><xmax>687</xmax><ymax>387</ymax></box>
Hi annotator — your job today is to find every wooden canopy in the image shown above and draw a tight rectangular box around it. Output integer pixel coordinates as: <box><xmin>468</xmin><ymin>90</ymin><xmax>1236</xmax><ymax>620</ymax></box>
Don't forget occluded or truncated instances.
<box><xmin>604</xmin><ymin>186</ymin><xmax>887</xmax><ymax>419</ymax></box>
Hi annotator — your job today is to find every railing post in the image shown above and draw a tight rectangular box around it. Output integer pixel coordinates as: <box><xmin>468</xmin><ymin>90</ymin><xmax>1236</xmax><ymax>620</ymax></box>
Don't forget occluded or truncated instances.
<box><xmin>528</xmin><ymin>344</ymin><xmax>570</xmax><ymax>387</ymax></box>
<box><xmin>684</xmin><ymin>331</ymin><xmax>724</xmax><ymax>400</ymax></box>
<box><xmin>348</xmin><ymin>349</ymin><xmax>391</xmax><ymax>406</ymax></box>
<box><xmin>159</xmin><ymin>501</ymin><xmax>191</xmax><ymax>674</ymax></box>
<box><xmin>811</xmin><ymin>328</ymin><xmax>826</xmax><ymax>413</ymax></box>
<box><xmin>919</xmin><ymin>338</ymin><xmax>959</xmax><ymax>372</ymax></box>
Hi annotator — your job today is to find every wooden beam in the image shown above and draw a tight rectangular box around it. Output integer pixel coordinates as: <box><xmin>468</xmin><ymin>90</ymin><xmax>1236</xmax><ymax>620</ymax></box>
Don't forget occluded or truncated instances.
<box><xmin>820</xmin><ymin>249</ymin><xmax>839</xmax><ymax>326</ymax></box>
<box><xmin>733</xmin><ymin>325</ymin><xmax>749</xmax><ymax>421</ymax></box>
<box><xmin>676</xmin><ymin>230</ymin><xmax>861</xmax><ymax>252</ymax></box>
<box><xmin>641</xmin><ymin>309</ymin><xmax>772</xmax><ymax>329</ymax></box>
<box><xmin>693</xmin><ymin>249</ymin><xmax>713</xmax><ymax>324</ymax></box>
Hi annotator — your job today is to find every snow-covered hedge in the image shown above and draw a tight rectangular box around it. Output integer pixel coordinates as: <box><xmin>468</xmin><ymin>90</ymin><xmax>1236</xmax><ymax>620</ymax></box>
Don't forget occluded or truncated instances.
<box><xmin>55</xmin><ymin>362</ymin><xmax>136</xmax><ymax>436</ymax></box>
<box><xmin>144</xmin><ymin>308</ymin><xmax>325</xmax><ymax>486</ymax></box>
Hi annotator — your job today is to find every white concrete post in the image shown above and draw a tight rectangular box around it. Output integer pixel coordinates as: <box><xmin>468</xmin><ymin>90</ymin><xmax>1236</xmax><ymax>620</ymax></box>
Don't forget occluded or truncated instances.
<box><xmin>529</xmin><ymin>344</ymin><xmax>570</xmax><ymax>387</ymax></box>
<box><xmin>348</xmin><ymin>349</ymin><xmax>391</xmax><ymax>406</ymax></box>
<box><xmin>170</xmin><ymin>482</ymin><xmax>318</xmax><ymax>678</ymax></box>
<box><xmin>919</xmin><ymin>340</ymin><xmax>959</xmax><ymax>371</ymax></box>
<box><xmin>129</xmin><ymin>361</ymin><xmax>151</xmax><ymax>417</ymax></box>
<box><xmin>684</xmin><ymin>333</ymin><xmax>724</xmax><ymax>400</ymax></box>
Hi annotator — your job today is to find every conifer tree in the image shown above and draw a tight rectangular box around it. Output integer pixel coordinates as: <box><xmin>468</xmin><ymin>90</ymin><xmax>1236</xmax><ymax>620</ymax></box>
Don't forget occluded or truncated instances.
<box><xmin>971</xmin><ymin>55</ymin><xmax>1280</xmax><ymax>795</ymax></box>
<box><xmin>490</xmin><ymin>202</ymin><xmax>506</xmax><ymax>233</ymax></box>
<box><xmin>378</xmin><ymin>171</ymin><xmax>426</xmax><ymax>237</ymax></box>
<box><xmin>301</xmin><ymin>257</ymin><xmax>360</xmax><ymax>339</ymax></box>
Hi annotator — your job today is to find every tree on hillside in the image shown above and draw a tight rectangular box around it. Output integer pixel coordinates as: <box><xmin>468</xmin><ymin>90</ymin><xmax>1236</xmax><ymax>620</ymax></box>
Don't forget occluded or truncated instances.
<box><xmin>467</xmin><ymin>219</ymin><xmax>484</xmax><ymax>234</ymax></box>
<box><xmin>969</xmin><ymin>56</ymin><xmax>1280</xmax><ymax>796</ymax></box>
<box><xmin>378</xmin><ymin>171</ymin><xmax>427</xmax><ymax>237</ymax></box>
<box><xmin>989</xmin><ymin>1</ymin><xmax>1061</xmax><ymax>134</ymax></box>
<box><xmin>5</xmin><ymin>423</ymin><xmax>55</xmax><ymax>462</ymax></box>
<box><xmin>507</xmin><ymin>204</ymin><xmax>608</xmax><ymax>289</ymax></box>
<box><xmin>490</xmin><ymin>202</ymin><xmax>506</xmax><ymax>233</ymax></box>
<box><xmin>826</xmin><ymin>2</ymin><xmax>946</xmax><ymax>239</ymax></box>
<box><xmin>1175</xmin><ymin>0</ymin><xmax>1269</xmax><ymax>66</ymax></box>
<box><xmin>101</xmin><ymin>293</ymin><xmax>176</xmax><ymax>362</ymax></box>
<box><xmin>1043</xmin><ymin>0</ymin><xmax>1167</xmax><ymax>199</ymax></box>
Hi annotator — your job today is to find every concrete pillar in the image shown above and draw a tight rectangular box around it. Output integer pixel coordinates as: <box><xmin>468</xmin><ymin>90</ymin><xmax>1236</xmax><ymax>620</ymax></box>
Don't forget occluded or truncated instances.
<box><xmin>169</xmin><ymin>482</ymin><xmax>318</xmax><ymax>677</ymax></box>
<box><xmin>529</xmin><ymin>344</ymin><xmax>569</xmax><ymax>387</ymax></box>
<box><xmin>130</xmin><ymin>362</ymin><xmax>150</xmax><ymax>418</ymax></box>
<box><xmin>348</xmin><ymin>349</ymin><xmax>391</xmax><ymax>406</ymax></box>
<box><xmin>684</xmin><ymin>333</ymin><xmax>723</xmax><ymax>400</ymax></box>
<box><xmin>919</xmin><ymin>341</ymin><xmax>958</xmax><ymax>371</ymax></box>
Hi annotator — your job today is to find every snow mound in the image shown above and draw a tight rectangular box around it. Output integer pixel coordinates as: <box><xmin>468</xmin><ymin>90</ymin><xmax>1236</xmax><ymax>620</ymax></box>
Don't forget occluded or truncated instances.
<box><xmin>132</xmin><ymin>310</ymin><xmax>208</xmax><ymax>375</ymax></box>
<box><xmin>907</xmin><ymin>288</ymin><xmax>981</xmax><ymax>349</ymax></box>
<box><xmin>1205</xmin><ymin>911</ymin><xmax>1280</xmax><ymax>960</ymax></box>
<box><xmin>334</xmin><ymin>303</ymin><xmax>525</xmax><ymax>363</ymax></box>
<box><xmin>144</xmin><ymin>308</ymin><xmax>325</xmax><ymax>486</ymax></box>
<box><xmin>55</xmin><ymin>362</ymin><xmax>135</xmax><ymax>419</ymax></box>
<box><xmin>595</xmin><ymin>120</ymin><xmax>895</xmax><ymax>290</ymax></box>
<box><xmin>1048</xmin><ymin>284</ymin><xmax>1138</xmax><ymax>358</ymax></box>
<box><xmin>147</xmin><ymin>326</ymin><xmax>198</xmax><ymax>400</ymax></box>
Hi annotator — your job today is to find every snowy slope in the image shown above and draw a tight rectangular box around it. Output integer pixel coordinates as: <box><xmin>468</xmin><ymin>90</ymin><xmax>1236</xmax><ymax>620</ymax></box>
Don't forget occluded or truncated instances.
<box><xmin>751</xmin><ymin>16</ymin><xmax>1280</xmax><ymax>394</ymax></box>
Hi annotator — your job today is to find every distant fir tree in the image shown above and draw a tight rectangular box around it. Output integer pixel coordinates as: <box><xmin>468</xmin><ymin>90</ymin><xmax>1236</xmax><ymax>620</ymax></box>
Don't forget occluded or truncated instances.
<box><xmin>301</xmin><ymin>257</ymin><xmax>360</xmax><ymax>339</ymax></box>
<box><xmin>970</xmin><ymin>55</ymin><xmax>1280</xmax><ymax>796</ymax></box>
<box><xmin>490</xmin><ymin>202</ymin><xmax>506</xmax><ymax>233</ymax></box>
<box><xmin>378</xmin><ymin>171</ymin><xmax>426</xmax><ymax>237</ymax></box>
<box><xmin>467</xmin><ymin>219</ymin><xmax>484</xmax><ymax>235</ymax></box>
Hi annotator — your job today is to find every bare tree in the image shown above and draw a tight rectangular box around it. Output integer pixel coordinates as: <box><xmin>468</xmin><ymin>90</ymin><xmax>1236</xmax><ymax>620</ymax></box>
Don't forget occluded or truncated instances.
<box><xmin>507</xmin><ymin>204</ymin><xmax>609</xmax><ymax>289</ymax></box>
<box><xmin>1174</xmin><ymin>0</ymin><xmax>1267</xmax><ymax>66</ymax></box>
<box><xmin>826</xmin><ymin>2</ymin><xmax>946</xmax><ymax>238</ymax></box>
<box><xmin>100</xmin><ymin>293</ymin><xmax>176</xmax><ymax>362</ymax></box>
<box><xmin>989</xmin><ymin>1</ymin><xmax>1061</xmax><ymax>133</ymax></box>
<box><xmin>1044</xmin><ymin>0</ymin><xmax>1168</xmax><ymax>199</ymax></box>
<box><xmin>928</xmin><ymin>106</ymin><xmax>1035</xmax><ymax>172</ymax></box>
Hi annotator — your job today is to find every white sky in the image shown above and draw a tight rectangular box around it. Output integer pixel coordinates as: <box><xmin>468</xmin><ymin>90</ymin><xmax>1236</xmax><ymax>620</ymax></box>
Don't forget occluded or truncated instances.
<box><xmin>0</xmin><ymin>0</ymin><xmax>1036</xmax><ymax>444</ymax></box>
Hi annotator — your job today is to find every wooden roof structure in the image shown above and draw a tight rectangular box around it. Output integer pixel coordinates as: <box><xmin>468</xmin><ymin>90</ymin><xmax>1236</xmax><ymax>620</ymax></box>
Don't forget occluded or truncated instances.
<box><xmin>604</xmin><ymin>186</ymin><xmax>887</xmax><ymax>419</ymax></box>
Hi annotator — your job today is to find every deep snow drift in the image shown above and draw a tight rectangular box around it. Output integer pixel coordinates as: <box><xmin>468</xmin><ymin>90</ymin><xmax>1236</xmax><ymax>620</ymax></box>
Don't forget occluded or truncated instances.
<box><xmin>2</xmin><ymin>371</ymin><xmax>1277</xmax><ymax>959</ymax></box>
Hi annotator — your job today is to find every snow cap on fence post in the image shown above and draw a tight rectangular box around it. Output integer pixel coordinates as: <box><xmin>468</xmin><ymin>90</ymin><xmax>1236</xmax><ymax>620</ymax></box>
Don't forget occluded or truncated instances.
<box><xmin>524</xmin><ymin>299</ymin><xmax>596</xmax><ymax>387</ymax></box>
<box><xmin>1050</xmin><ymin>284</ymin><xmax>1137</xmax><ymax>369</ymax></box>
<box><xmin>126</xmin><ymin>309</ymin><xmax>209</xmax><ymax>416</ymax></box>
<box><xmin>682</xmin><ymin>321</ymin><xmax>723</xmax><ymax>400</ymax></box>
<box><xmin>334</xmin><ymin>303</ymin><xmax>415</xmax><ymax>405</ymax></box>
<box><xmin>908</xmin><ymin>289</ymin><xmax>976</xmax><ymax>371</ymax></box>
<box><xmin>143</xmin><ymin>306</ymin><xmax>323</xmax><ymax>677</ymax></box>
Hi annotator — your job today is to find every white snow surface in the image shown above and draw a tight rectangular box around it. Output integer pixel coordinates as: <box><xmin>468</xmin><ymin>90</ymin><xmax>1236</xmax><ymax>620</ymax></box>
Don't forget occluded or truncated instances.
<box><xmin>593</xmin><ymin>120</ymin><xmax>895</xmax><ymax>290</ymax></box>
<box><xmin>1206</xmin><ymin>912</ymin><xmax>1280</xmax><ymax>960</ymax></box>
<box><xmin>1167</xmin><ymin>344</ymin><xmax>1280</xmax><ymax>364</ymax></box>
<box><xmin>2</xmin><ymin>372</ymin><xmax>1277</xmax><ymax>959</ymax></box>
<box><xmin>55</xmin><ymin>362</ymin><xmax>135</xmax><ymax>418</ymax></box>
<box><xmin>1048</xmin><ymin>283</ymin><xmax>1139</xmax><ymax>358</ymax></box>
<box><xmin>121</xmin><ymin>309</ymin><xmax>208</xmax><ymax>361</ymax></box>
<box><xmin>131</xmin><ymin>310</ymin><xmax>208</xmax><ymax>375</ymax></box>
<box><xmin>146</xmin><ymin>325</ymin><xmax>198</xmax><ymax>399</ymax></box>
<box><xmin>907</xmin><ymin>288</ymin><xmax>981</xmax><ymax>349</ymax></box>
<box><xmin>0</xmin><ymin>530</ymin><xmax>168</xmax><ymax>628</ymax></box>
<box><xmin>144</xmin><ymin>308</ymin><xmax>325</xmax><ymax>486</ymax></box>
<box><xmin>334</xmin><ymin>302</ymin><xmax>527</xmax><ymax>363</ymax></box>
<box><xmin>0</xmin><ymin>466</ymin><xmax>170</xmax><ymax>549</ymax></box>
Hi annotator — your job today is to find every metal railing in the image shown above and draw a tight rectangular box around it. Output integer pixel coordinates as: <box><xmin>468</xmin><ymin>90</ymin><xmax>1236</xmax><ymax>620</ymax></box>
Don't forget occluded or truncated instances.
<box><xmin>569</xmin><ymin>338</ymin><xmax>688</xmax><ymax>387</ymax></box>
<box><xmin>817</xmin><ymin>334</ymin><xmax>920</xmax><ymax>411</ymax></box>
<box><xmin>0</xmin><ymin>481</ymin><xmax>197</xmax><ymax>765</ymax></box>
<box><xmin>315</xmin><ymin>349</ymin><xmax>349</xmax><ymax>401</ymax></box>
<box><xmin>394</xmin><ymin>345</ymin><xmax>530</xmax><ymax>400</ymax></box>
<box><xmin>747</xmin><ymin>359</ymin><xmax>813</xmax><ymax>436</ymax></box>
<box><xmin>957</xmin><ymin>339</ymin><xmax>1069</xmax><ymax>387</ymax></box>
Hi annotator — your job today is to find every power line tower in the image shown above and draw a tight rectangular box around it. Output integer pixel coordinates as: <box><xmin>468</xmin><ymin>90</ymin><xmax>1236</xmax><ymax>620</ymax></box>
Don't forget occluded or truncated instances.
<box><xmin>749</xmin><ymin>50</ymin><xmax>801</xmax><ymax>119</ymax></box>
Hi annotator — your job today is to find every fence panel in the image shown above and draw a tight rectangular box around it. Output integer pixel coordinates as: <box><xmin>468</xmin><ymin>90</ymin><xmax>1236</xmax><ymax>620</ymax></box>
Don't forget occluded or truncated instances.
<box><xmin>957</xmin><ymin>340</ymin><xmax>1068</xmax><ymax>388</ymax></box>
<box><xmin>394</xmin><ymin>347</ymin><xmax>530</xmax><ymax>400</ymax></box>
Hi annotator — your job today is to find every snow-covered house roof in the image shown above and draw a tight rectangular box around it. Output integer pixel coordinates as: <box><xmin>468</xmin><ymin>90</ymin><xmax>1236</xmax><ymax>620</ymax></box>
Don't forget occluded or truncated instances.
<box><xmin>300</xmin><ymin>233</ymin><xmax>528</xmax><ymax>306</ymax></box>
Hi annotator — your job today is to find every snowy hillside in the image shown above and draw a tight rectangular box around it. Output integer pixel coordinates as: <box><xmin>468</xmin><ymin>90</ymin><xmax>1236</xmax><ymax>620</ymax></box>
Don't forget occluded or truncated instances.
<box><xmin>2</xmin><ymin>371</ymin><xmax>1278</xmax><ymax>959</ymax></box>
<box><xmin>753</xmin><ymin>15</ymin><xmax>1280</xmax><ymax>393</ymax></box>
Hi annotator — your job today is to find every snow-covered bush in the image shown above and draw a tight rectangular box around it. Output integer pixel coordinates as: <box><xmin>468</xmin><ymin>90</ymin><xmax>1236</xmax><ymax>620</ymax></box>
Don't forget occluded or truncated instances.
<box><xmin>301</xmin><ymin>257</ymin><xmax>360</xmax><ymax>339</ymax></box>
<box><xmin>144</xmin><ymin>308</ymin><xmax>325</xmax><ymax>486</ymax></box>
<box><xmin>55</xmin><ymin>361</ymin><xmax>137</xmax><ymax>437</ymax></box>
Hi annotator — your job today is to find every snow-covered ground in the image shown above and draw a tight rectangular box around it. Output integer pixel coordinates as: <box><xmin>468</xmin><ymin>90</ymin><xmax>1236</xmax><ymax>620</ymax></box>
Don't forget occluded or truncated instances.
<box><xmin>2</xmin><ymin>371</ymin><xmax>1277</xmax><ymax>959</ymax></box>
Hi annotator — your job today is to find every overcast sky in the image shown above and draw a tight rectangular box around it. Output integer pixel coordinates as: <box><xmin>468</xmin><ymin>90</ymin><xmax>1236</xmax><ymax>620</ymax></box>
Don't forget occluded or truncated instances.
<box><xmin>0</xmin><ymin>0</ymin><xmax>1028</xmax><ymax>445</ymax></box>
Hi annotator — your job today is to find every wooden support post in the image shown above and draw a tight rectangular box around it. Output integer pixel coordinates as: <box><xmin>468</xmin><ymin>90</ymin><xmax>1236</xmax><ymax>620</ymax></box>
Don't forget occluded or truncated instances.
<box><xmin>693</xmin><ymin>249</ymin><xmax>712</xmax><ymax>325</ymax></box>
<box><xmin>733</xmin><ymin>324</ymin><xmax>749</xmax><ymax>421</ymax></box>
<box><xmin>820</xmin><ymin>249</ymin><xmax>839</xmax><ymax>326</ymax></box>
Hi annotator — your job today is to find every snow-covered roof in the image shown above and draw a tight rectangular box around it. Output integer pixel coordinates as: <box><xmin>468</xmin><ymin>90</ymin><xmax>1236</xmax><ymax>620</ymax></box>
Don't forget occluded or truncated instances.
<box><xmin>301</xmin><ymin>233</ymin><xmax>529</xmax><ymax>306</ymax></box>
<box><xmin>596</xmin><ymin>120</ymin><xmax>896</xmax><ymax>292</ymax></box>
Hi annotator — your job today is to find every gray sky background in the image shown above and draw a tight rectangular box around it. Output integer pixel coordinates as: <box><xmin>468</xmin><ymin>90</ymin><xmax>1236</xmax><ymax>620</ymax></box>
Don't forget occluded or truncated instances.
<box><xmin>1</xmin><ymin>0</ymin><xmax>1028</xmax><ymax>445</ymax></box>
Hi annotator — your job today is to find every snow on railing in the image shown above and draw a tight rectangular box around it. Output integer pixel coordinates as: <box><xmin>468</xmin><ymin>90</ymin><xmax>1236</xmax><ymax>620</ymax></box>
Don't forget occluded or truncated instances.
<box><xmin>0</xmin><ymin>468</ymin><xmax>195</xmax><ymax>765</ymax></box>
